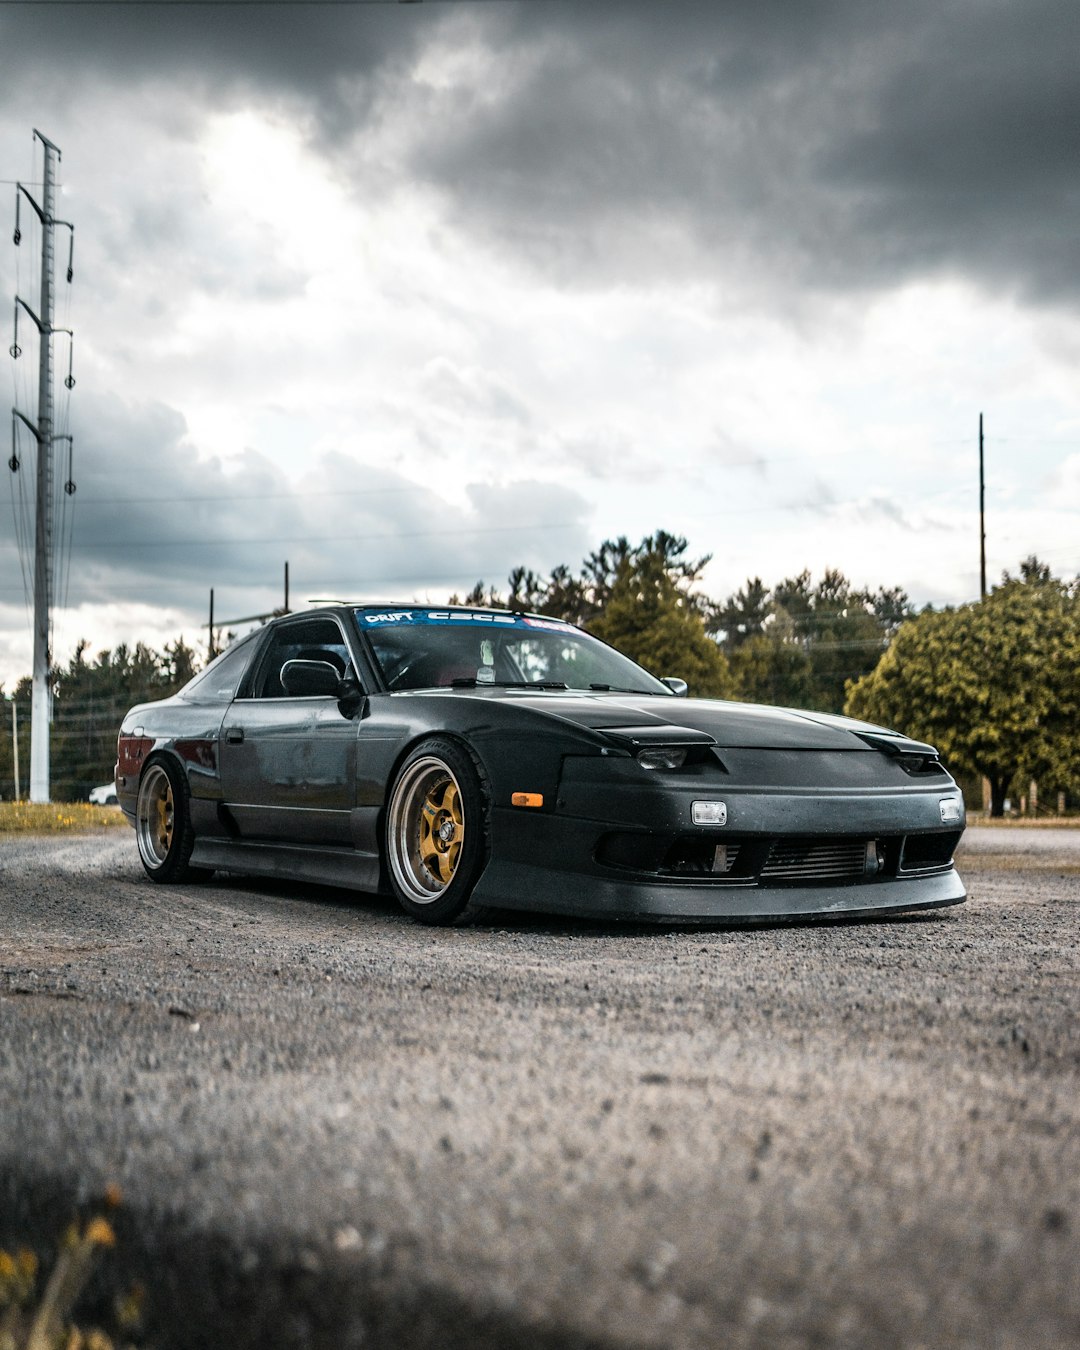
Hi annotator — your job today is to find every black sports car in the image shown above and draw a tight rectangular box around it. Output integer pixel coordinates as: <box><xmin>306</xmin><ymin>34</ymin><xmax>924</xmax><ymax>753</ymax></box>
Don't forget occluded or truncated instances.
<box><xmin>116</xmin><ymin>604</ymin><xmax>966</xmax><ymax>925</ymax></box>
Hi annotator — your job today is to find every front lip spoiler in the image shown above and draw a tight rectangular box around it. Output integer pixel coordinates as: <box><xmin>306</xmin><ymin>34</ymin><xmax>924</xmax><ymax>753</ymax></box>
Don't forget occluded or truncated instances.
<box><xmin>470</xmin><ymin>860</ymin><xmax>966</xmax><ymax>924</ymax></box>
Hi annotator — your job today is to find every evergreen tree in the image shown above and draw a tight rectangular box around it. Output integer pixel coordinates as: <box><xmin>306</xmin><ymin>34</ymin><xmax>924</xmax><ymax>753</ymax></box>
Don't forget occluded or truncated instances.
<box><xmin>589</xmin><ymin>543</ymin><xmax>734</xmax><ymax>697</ymax></box>
<box><xmin>713</xmin><ymin>569</ymin><xmax>912</xmax><ymax>711</ymax></box>
<box><xmin>452</xmin><ymin>531</ymin><xmax>730</xmax><ymax>695</ymax></box>
<box><xmin>5</xmin><ymin>638</ymin><xmax>203</xmax><ymax>802</ymax></box>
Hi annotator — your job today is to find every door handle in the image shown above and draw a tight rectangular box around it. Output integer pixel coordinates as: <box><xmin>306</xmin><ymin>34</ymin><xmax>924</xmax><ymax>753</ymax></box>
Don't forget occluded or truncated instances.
<box><xmin>225</xmin><ymin>727</ymin><xmax>244</xmax><ymax>744</ymax></box>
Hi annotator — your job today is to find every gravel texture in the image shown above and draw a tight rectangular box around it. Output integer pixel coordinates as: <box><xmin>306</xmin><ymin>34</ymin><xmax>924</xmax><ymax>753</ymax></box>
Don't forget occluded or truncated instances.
<box><xmin>1</xmin><ymin>828</ymin><xmax>1078</xmax><ymax>1348</ymax></box>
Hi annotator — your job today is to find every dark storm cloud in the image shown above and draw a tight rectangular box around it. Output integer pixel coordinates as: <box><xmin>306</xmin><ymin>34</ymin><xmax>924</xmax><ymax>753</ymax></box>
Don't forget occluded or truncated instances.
<box><xmin>4</xmin><ymin>0</ymin><xmax>1078</xmax><ymax>300</ymax></box>
<box><xmin>0</xmin><ymin>1</ymin><xmax>427</xmax><ymax>105</ymax></box>
<box><xmin>385</xmin><ymin>0</ymin><xmax>1080</xmax><ymax>303</ymax></box>
<box><xmin>821</xmin><ymin>3</ymin><xmax>1080</xmax><ymax>302</ymax></box>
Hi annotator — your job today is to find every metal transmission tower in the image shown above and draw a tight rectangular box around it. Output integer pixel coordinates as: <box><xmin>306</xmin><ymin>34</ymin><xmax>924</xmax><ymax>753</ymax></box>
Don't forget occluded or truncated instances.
<box><xmin>9</xmin><ymin>130</ymin><xmax>76</xmax><ymax>803</ymax></box>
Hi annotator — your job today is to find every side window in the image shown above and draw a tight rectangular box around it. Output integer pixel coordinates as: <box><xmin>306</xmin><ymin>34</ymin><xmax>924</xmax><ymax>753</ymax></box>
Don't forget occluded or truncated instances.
<box><xmin>180</xmin><ymin>637</ymin><xmax>258</xmax><ymax>705</ymax></box>
<box><xmin>249</xmin><ymin>619</ymin><xmax>353</xmax><ymax>699</ymax></box>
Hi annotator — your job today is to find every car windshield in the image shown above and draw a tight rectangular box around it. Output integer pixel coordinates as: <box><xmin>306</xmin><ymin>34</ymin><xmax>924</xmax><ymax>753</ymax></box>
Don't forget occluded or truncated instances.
<box><xmin>354</xmin><ymin>609</ymin><xmax>673</xmax><ymax>695</ymax></box>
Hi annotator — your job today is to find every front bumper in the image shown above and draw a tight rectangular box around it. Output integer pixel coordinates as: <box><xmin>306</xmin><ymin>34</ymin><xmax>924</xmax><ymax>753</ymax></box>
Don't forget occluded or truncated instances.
<box><xmin>471</xmin><ymin>769</ymin><xmax>967</xmax><ymax>922</ymax></box>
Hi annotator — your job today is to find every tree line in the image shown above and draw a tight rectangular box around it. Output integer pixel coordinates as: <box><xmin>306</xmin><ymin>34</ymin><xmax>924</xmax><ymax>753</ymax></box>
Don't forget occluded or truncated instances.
<box><xmin>0</xmin><ymin>639</ymin><xmax>199</xmax><ymax>803</ymax></box>
<box><xmin>3</xmin><ymin>535</ymin><xmax>1077</xmax><ymax>814</ymax></box>
<box><xmin>454</xmin><ymin>530</ymin><xmax>911</xmax><ymax>711</ymax></box>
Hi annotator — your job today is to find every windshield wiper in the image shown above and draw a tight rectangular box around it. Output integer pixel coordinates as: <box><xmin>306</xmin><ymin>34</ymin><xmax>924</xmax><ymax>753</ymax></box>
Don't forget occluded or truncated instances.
<box><xmin>447</xmin><ymin>677</ymin><xmax>663</xmax><ymax>694</ymax></box>
<box><xmin>450</xmin><ymin>678</ymin><xmax>569</xmax><ymax>690</ymax></box>
<box><xmin>588</xmin><ymin>683</ymin><xmax>667</xmax><ymax>695</ymax></box>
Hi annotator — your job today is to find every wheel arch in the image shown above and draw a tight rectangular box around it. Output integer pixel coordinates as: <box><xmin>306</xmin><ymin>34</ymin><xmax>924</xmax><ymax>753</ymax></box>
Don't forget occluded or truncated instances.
<box><xmin>138</xmin><ymin>744</ymin><xmax>191</xmax><ymax>783</ymax></box>
<box><xmin>384</xmin><ymin>727</ymin><xmax>491</xmax><ymax>798</ymax></box>
<box><xmin>134</xmin><ymin>744</ymin><xmax>200</xmax><ymax>815</ymax></box>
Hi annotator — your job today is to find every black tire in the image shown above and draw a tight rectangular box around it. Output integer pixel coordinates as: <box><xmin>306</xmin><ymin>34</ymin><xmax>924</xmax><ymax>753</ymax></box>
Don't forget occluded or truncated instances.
<box><xmin>385</xmin><ymin>738</ymin><xmax>489</xmax><ymax>925</ymax></box>
<box><xmin>135</xmin><ymin>757</ymin><xmax>209</xmax><ymax>883</ymax></box>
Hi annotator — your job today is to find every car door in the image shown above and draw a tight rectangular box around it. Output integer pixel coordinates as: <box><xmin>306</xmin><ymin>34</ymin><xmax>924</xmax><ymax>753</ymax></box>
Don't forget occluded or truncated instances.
<box><xmin>218</xmin><ymin>616</ymin><xmax>359</xmax><ymax>846</ymax></box>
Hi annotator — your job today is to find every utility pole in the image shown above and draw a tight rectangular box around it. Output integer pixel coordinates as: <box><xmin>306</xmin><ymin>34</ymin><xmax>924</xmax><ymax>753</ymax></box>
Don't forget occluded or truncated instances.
<box><xmin>204</xmin><ymin>561</ymin><xmax>293</xmax><ymax>643</ymax></box>
<box><xmin>10</xmin><ymin>131</ymin><xmax>75</xmax><ymax>802</ymax></box>
<box><xmin>979</xmin><ymin>412</ymin><xmax>987</xmax><ymax>601</ymax></box>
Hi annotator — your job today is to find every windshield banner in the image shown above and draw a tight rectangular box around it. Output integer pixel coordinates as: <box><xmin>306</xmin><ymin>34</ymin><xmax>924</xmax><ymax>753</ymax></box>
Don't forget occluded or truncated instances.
<box><xmin>357</xmin><ymin>609</ymin><xmax>575</xmax><ymax>632</ymax></box>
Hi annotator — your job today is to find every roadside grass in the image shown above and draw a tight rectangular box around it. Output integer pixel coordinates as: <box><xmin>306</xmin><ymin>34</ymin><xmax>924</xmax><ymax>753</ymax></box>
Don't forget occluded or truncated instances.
<box><xmin>0</xmin><ymin>1189</ymin><xmax>142</xmax><ymax>1350</ymax></box>
<box><xmin>0</xmin><ymin>803</ymin><xmax>127</xmax><ymax>834</ymax></box>
<box><xmin>960</xmin><ymin>855</ymin><xmax>1080</xmax><ymax>873</ymax></box>
<box><xmin>965</xmin><ymin>814</ymin><xmax>1076</xmax><ymax>828</ymax></box>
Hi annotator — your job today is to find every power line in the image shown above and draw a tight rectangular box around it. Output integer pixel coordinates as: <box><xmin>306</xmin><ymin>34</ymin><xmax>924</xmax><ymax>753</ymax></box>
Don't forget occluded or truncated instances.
<box><xmin>63</xmin><ymin>475</ymin><xmax>977</xmax><ymax>526</ymax></box>
<box><xmin>64</xmin><ymin>445</ymin><xmax>987</xmax><ymax>511</ymax></box>
<box><xmin>70</xmin><ymin>484</ymin><xmax>421</xmax><ymax>507</ymax></box>
<box><xmin>69</xmin><ymin>519</ymin><xmax>586</xmax><ymax>550</ymax></box>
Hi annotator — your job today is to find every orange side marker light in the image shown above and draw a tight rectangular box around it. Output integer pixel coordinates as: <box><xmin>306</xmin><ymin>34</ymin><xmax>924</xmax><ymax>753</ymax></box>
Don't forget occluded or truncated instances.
<box><xmin>511</xmin><ymin>792</ymin><xmax>544</xmax><ymax>808</ymax></box>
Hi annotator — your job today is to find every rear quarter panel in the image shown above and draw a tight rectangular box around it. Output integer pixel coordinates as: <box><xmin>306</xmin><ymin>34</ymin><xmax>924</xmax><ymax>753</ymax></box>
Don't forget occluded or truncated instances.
<box><xmin>117</xmin><ymin>696</ymin><xmax>229</xmax><ymax>828</ymax></box>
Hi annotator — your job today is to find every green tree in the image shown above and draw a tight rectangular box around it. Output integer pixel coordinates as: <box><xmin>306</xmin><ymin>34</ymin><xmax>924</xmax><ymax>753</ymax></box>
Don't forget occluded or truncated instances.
<box><xmin>0</xmin><ymin>682</ymin><xmax>30</xmax><ymax>801</ymax></box>
<box><xmin>712</xmin><ymin>577</ymin><xmax>770</xmax><ymax>647</ymax></box>
<box><xmin>8</xmin><ymin>638</ymin><xmax>203</xmax><ymax>802</ymax></box>
<box><xmin>726</xmin><ymin>624</ymin><xmax>814</xmax><ymax>709</ymax></box>
<box><xmin>588</xmin><ymin>540</ymin><xmax>734</xmax><ymax>696</ymax></box>
<box><xmin>713</xmin><ymin>569</ymin><xmax>911</xmax><ymax>712</ymax></box>
<box><xmin>453</xmin><ymin>531</ymin><xmax>732</xmax><ymax>696</ymax></box>
<box><xmin>845</xmin><ymin>564</ymin><xmax>1080</xmax><ymax>816</ymax></box>
<box><xmin>455</xmin><ymin>580</ymin><xmax>506</xmax><ymax>610</ymax></box>
<box><xmin>457</xmin><ymin>544</ymin><xmax>914</xmax><ymax>709</ymax></box>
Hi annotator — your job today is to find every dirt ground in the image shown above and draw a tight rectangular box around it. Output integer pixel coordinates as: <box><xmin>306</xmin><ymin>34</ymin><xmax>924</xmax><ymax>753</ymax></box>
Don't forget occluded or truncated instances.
<box><xmin>1</xmin><ymin>828</ymin><xmax>1077</xmax><ymax>1348</ymax></box>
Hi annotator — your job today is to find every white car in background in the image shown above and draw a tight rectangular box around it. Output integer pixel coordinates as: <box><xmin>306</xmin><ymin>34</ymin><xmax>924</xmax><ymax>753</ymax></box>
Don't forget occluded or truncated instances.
<box><xmin>88</xmin><ymin>782</ymin><xmax>118</xmax><ymax>806</ymax></box>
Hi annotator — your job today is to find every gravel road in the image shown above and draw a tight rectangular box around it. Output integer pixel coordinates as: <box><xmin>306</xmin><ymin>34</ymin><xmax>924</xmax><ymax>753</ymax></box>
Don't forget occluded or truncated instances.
<box><xmin>1</xmin><ymin>828</ymin><xmax>1078</xmax><ymax>1349</ymax></box>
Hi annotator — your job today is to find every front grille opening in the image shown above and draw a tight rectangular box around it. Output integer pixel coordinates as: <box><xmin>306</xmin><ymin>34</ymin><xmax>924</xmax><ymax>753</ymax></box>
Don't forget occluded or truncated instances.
<box><xmin>650</xmin><ymin>834</ymin><xmax>895</xmax><ymax>884</ymax></box>
<box><xmin>761</xmin><ymin>837</ymin><xmax>882</xmax><ymax>883</ymax></box>
<box><xmin>599</xmin><ymin>831</ymin><xmax>925</xmax><ymax>887</ymax></box>
<box><xmin>595</xmin><ymin>831</ymin><xmax>672</xmax><ymax>872</ymax></box>
<box><xmin>597</xmin><ymin>832</ymin><xmax>758</xmax><ymax>880</ymax></box>
<box><xmin>900</xmin><ymin>831</ymin><xmax>960</xmax><ymax>873</ymax></box>
<box><xmin>661</xmin><ymin>837</ymin><xmax>744</xmax><ymax>876</ymax></box>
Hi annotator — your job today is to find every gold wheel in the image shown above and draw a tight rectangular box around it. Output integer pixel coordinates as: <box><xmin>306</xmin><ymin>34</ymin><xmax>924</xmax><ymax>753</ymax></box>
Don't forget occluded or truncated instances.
<box><xmin>134</xmin><ymin>759</ymin><xmax>204</xmax><ymax>882</ymax></box>
<box><xmin>388</xmin><ymin>751</ymin><xmax>476</xmax><ymax>907</ymax></box>
<box><xmin>155</xmin><ymin>781</ymin><xmax>175</xmax><ymax>855</ymax></box>
<box><xmin>417</xmin><ymin>776</ymin><xmax>463</xmax><ymax>886</ymax></box>
<box><xmin>136</xmin><ymin>763</ymin><xmax>176</xmax><ymax>869</ymax></box>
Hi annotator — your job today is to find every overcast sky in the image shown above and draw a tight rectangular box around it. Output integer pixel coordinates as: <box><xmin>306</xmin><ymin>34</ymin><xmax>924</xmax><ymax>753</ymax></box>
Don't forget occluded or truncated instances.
<box><xmin>2</xmin><ymin>0</ymin><xmax>1079</xmax><ymax>690</ymax></box>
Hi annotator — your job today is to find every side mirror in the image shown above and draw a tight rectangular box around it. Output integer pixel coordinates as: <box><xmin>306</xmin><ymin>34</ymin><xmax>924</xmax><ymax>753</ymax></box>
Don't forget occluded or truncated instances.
<box><xmin>661</xmin><ymin>677</ymin><xmax>689</xmax><ymax>698</ymax></box>
<box><xmin>337</xmin><ymin>671</ymin><xmax>366</xmax><ymax>720</ymax></box>
<box><xmin>280</xmin><ymin>659</ymin><xmax>342</xmax><ymax>698</ymax></box>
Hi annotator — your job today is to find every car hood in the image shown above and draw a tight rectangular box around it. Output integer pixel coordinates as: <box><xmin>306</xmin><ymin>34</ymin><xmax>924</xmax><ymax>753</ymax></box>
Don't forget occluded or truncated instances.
<box><xmin>480</xmin><ymin>690</ymin><xmax>922</xmax><ymax>753</ymax></box>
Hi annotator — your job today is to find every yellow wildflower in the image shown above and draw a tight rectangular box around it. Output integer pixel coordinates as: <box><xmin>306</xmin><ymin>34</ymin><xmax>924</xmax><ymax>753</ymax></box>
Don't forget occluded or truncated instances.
<box><xmin>83</xmin><ymin>1218</ymin><xmax>116</xmax><ymax>1249</ymax></box>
